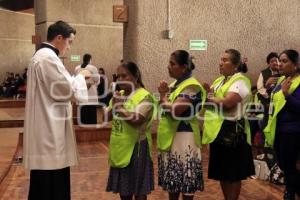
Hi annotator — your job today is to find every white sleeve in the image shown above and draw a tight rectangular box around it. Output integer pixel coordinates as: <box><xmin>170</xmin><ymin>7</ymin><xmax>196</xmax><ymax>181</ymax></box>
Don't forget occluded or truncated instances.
<box><xmin>55</xmin><ymin>59</ymin><xmax>88</xmax><ymax>103</ymax></box>
<box><xmin>74</xmin><ymin>65</ymin><xmax>81</xmax><ymax>75</ymax></box>
<box><xmin>228</xmin><ymin>80</ymin><xmax>250</xmax><ymax>99</ymax></box>
<box><xmin>72</xmin><ymin>74</ymin><xmax>88</xmax><ymax>103</ymax></box>
<box><xmin>88</xmin><ymin>65</ymin><xmax>100</xmax><ymax>85</ymax></box>
<box><xmin>257</xmin><ymin>73</ymin><xmax>268</xmax><ymax>98</ymax></box>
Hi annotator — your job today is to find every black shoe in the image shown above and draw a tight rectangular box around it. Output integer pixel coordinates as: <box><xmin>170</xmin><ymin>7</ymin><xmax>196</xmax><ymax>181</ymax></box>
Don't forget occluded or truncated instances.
<box><xmin>284</xmin><ymin>191</ymin><xmax>295</xmax><ymax>200</ymax></box>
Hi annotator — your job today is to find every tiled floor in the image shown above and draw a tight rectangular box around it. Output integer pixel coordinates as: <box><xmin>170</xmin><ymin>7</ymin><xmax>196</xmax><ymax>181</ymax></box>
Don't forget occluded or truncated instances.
<box><xmin>0</xmin><ymin>106</ymin><xmax>290</xmax><ymax>200</ymax></box>
<box><xmin>0</xmin><ymin>128</ymin><xmax>23</xmax><ymax>178</ymax></box>
<box><xmin>0</xmin><ymin>140</ymin><xmax>287</xmax><ymax>200</ymax></box>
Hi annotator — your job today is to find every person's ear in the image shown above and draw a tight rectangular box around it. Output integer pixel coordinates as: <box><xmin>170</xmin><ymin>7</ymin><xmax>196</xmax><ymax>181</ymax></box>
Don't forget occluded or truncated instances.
<box><xmin>56</xmin><ymin>35</ymin><xmax>63</xmax><ymax>41</ymax></box>
<box><xmin>183</xmin><ymin>64</ymin><xmax>188</xmax><ymax>73</ymax></box>
<box><xmin>234</xmin><ymin>65</ymin><xmax>239</xmax><ymax>71</ymax></box>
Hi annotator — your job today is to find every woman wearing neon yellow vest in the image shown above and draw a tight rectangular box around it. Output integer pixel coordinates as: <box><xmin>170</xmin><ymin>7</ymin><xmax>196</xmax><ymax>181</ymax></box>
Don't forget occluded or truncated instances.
<box><xmin>202</xmin><ymin>49</ymin><xmax>255</xmax><ymax>200</ymax></box>
<box><xmin>157</xmin><ymin>50</ymin><xmax>206</xmax><ymax>200</ymax></box>
<box><xmin>264</xmin><ymin>49</ymin><xmax>300</xmax><ymax>200</ymax></box>
<box><xmin>105</xmin><ymin>62</ymin><xmax>155</xmax><ymax>200</ymax></box>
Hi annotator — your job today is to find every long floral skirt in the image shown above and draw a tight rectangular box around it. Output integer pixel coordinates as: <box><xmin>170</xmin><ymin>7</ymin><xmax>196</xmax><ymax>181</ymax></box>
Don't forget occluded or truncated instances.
<box><xmin>158</xmin><ymin>131</ymin><xmax>204</xmax><ymax>194</ymax></box>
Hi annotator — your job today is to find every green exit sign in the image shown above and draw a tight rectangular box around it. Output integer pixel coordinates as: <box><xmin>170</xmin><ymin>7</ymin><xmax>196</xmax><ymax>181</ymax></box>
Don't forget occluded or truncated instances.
<box><xmin>70</xmin><ymin>55</ymin><xmax>80</xmax><ymax>62</ymax></box>
<box><xmin>189</xmin><ymin>40</ymin><xmax>207</xmax><ymax>51</ymax></box>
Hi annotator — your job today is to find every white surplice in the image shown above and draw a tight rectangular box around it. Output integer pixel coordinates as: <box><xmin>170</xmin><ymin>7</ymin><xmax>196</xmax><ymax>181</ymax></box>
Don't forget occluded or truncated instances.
<box><xmin>23</xmin><ymin>45</ymin><xmax>88</xmax><ymax>170</ymax></box>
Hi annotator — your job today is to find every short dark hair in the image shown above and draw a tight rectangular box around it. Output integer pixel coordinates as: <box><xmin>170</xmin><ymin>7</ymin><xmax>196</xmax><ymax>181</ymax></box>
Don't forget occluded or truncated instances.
<box><xmin>47</xmin><ymin>21</ymin><xmax>76</xmax><ymax>41</ymax></box>
<box><xmin>266</xmin><ymin>52</ymin><xmax>278</xmax><ymax>64</ymax></box>
<box><xmin>280</xmin><ymin>49</ymin><xmax>299</xmax><ymax>66</ymax></box>
<box><xmin>99</xmin><ymin>68</ymin><xmax>105</xmax><ymax>74</ymax></box>
<box><xmin>171</xmin><ymin>50</ymin><xmax>195</xmax><ymax>71</ymax></box>
<box><xmin>112</xmin><ymin>73</ymin><xmax>118</xmax><ymax>82</ymax></box>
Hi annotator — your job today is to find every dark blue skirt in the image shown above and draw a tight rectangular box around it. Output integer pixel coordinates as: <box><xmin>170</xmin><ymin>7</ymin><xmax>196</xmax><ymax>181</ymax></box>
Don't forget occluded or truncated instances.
<box><xmin>106</xmin><ymin>139</ymin><xmax>154</xmax><ymax>196</ymax></box>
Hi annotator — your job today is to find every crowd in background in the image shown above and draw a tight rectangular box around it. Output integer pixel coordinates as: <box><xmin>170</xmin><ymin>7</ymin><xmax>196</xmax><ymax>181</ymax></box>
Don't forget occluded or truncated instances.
<box><xmin>0</xmin><ymin>68</ymin><xmax>27</xmax><ymax>98</ymax></box>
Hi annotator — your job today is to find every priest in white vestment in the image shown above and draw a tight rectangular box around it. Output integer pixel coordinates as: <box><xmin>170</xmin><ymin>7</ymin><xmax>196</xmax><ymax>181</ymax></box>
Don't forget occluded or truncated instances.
<box><xmin>23</xmin><ymin>20</ymin><xmax>90</xmax><ymax>200</ymax></box>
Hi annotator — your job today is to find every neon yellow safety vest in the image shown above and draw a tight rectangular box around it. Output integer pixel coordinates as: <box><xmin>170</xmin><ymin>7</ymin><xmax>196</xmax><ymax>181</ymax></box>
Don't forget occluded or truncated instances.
<box><xmin>254</xmin><ymin>93</ymin><xmax>264</xmax><ymax>120</ymax></box>
<box><xmin>251</xmin><ymin>92</ymin><xmax>263</xmax><ymax>120</ymax></box>
<box><xmin>202</xmin><ymin>73</ymin><xmax>252</xmax><ymax>145</ymax></box>
<box><xmin>109</xmin><ymin>88</ymin><xmax>156</xmax><ymax>168</ymax></box>
<box><xmin>264</xmin><ymin>75</ymin><xmax>300</xmax><ymax>147</ymax></box>
<box><xmin>157</xmin><ymin>77</ymin><xmax>207</xmax><ymax>151</ymax></box>
<box><xmin>253</xmin><ymin>93</ymin><xmax>260</xmax><ymax>104</ymax></box>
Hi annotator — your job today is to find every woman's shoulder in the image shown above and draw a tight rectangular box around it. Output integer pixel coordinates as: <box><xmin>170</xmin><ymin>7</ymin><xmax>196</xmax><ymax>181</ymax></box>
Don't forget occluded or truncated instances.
<box><xmin>228</xmin><ymin>80</ymin><xmax>250</xmax><ymax>99</ymax></box>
